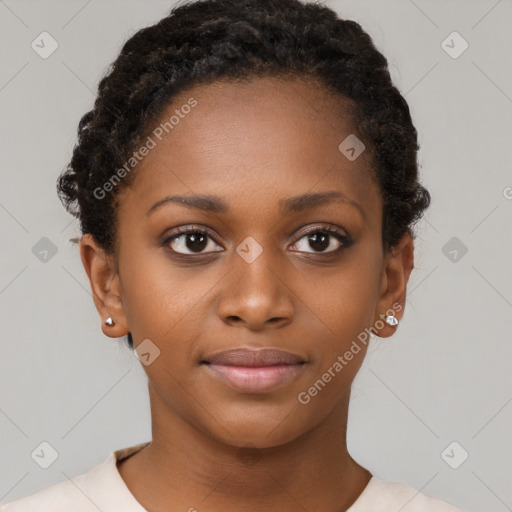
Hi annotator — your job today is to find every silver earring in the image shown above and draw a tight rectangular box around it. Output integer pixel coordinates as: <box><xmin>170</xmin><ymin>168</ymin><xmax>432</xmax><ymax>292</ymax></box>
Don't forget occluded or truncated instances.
<box><xmin>105</xmin><ymin>317</ymin><xmax>115</xmax><ymax>326</ymax></box>
<box><xmin>385</xmin><ymin>315</ymin><xmax>399</xmax><ymax>326</ymax></box>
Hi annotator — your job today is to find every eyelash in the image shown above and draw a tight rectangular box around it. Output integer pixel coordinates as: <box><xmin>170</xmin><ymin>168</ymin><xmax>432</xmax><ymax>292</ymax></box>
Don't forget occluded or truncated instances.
<box><xmin>162</xmin><ymin>223</ymin><xmax>353</xmax><ymax>258</ymax></box>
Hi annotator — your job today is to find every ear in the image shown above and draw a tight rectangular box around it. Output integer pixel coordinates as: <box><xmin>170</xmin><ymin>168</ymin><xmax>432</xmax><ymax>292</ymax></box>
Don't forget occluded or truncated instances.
<box><xmin>79</xmin><ymin>234</ymin><xmax>130</xmax><ymax>338</ymax></box>
<box><xmin>373</xmin><ymin>232</ymin><xmax>414</xmax><ymax>338</ymax></box>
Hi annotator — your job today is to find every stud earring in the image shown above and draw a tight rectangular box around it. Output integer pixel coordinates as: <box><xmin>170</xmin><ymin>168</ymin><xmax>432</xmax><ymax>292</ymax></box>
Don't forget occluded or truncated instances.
<box><xmin>105</xmin><ymin>317</ymin><xmax>115</xmax><ymax>326</ymax></box>
<box><xmin>385</xmin><ymin>314</ymin><xmax>399</xmax><ymax>326</ymax></box>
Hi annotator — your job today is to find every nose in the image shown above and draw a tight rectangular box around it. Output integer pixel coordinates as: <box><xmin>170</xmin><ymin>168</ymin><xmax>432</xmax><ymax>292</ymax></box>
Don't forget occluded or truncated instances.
<box><xmin>217</xmin><ymin>246</ymin><xmax>294</xmax><ymax>330</ymax></box>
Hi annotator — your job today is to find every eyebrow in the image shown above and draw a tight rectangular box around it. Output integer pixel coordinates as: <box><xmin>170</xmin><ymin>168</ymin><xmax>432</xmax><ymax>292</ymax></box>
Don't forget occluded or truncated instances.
<box><xmin>147</xmin><ymin>191</ymin><xmax>364</xmax><ymax>217</ymax></box>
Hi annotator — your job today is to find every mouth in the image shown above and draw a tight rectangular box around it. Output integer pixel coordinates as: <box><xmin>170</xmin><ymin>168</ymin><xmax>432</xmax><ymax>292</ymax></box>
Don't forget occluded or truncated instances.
<box><xmin>201</xmin><ymin>347</ymin><xmax>307</xmax><ymax>394</ymax></box>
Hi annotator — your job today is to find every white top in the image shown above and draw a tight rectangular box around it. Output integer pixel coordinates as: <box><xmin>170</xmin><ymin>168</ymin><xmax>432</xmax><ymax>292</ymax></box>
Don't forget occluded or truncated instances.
<box><xmin>0</xmin><ymin>442</ymin><xmax>463</xmax><ymax>511</ymax></box>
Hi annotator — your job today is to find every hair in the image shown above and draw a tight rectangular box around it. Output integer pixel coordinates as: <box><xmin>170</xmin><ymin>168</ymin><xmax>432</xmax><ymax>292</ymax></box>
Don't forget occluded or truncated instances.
<box><xmin>57</xmin><ymin>0</ymin><xmax>431</xmax><ymax>350</ymax></box>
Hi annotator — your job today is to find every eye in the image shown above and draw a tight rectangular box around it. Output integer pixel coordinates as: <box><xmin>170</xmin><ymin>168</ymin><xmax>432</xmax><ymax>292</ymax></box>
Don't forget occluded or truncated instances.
<box><xmin>289</xmin><ymin>225</ymin><xmax>352</xmax><ymax>254</ymax></box>
<box><xmin>163</xmin><ymin>226</ymin><xmax>223</xmax><ymax>255</ymax></box>
<box><xmin>162</xmin><ymin>224</ymin><xmax>352</xmax><ymax>257</ymax></box>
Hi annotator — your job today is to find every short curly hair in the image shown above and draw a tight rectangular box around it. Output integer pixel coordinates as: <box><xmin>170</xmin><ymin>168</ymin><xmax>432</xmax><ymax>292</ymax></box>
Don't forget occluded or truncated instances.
<box><xmin>57</xmin><ymin>0</ymin><xmax>430</xmax><ymax>349</ymax></box>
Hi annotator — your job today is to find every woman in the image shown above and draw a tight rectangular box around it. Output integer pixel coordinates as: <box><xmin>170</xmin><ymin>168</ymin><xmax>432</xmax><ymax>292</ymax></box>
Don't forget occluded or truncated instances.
<box><xmin>1</xmin><ymin>0</ymin><xmax>463</xmax><ymax>510</ymax></box>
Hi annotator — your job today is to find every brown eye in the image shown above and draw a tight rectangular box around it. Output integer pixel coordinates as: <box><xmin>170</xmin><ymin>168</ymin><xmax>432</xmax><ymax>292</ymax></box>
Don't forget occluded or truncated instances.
<box><xmin>164</xmin><ymin>228</ymin><xmax>223</xmax><ymax>255</ymax></box>
<box><xmin>289</xmin><ymin>227</ymin><xmax>352</xmax><ymax>254</ymax></box>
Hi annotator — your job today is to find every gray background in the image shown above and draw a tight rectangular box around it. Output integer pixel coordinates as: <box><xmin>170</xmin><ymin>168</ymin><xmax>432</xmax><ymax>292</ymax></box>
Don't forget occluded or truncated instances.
<box><xmin>1</xmin><ymin>0</ymin><xmax>511</xmax><ymax>510</ymax></box>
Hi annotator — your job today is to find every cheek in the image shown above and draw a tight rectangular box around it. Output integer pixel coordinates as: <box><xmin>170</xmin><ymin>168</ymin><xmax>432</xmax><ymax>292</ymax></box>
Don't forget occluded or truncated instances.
<box><xmin>117</xmin><ymin>252</ymin><xmax>226</xmax><ymax>393</ymax></box>
<box><xmin>308</xmin><ymin>259</ymin><xmax>381</xmax><ymax>339</ymax></box>
<box><xmin>299</xmin><ymin>256</ymin><xmax>382</xmax><ymax>396</ymax></box>
<box><xmin>118</xmin><ymin>246</ymin><xmax>209</xmax><ymax>339</ymax></box>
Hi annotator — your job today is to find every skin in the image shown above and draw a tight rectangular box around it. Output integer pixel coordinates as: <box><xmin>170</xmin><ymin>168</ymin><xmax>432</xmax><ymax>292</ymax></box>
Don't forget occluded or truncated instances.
<box><xmin>80</xmin><ymin>75</ymin><xmax>414</xmax><ymax>511</ymax></box>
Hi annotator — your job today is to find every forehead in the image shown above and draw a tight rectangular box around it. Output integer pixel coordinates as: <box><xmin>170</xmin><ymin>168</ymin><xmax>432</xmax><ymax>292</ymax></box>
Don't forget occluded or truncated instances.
<box><xmin>117</xmin><ymin>75</ymin><xmax>380</xmax><ymax>222</ymax></box>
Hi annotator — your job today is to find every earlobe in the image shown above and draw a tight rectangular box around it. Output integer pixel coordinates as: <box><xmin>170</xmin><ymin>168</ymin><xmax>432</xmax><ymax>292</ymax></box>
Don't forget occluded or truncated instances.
<box><xmin>79</xmin><ymin>234</ymin><xmax>129</xmax><ymax>338</ymax></box>
<box><xmin>374</xmin><ymin>232</ymin><xmax>414</xmax><ymax>338</ymax></box>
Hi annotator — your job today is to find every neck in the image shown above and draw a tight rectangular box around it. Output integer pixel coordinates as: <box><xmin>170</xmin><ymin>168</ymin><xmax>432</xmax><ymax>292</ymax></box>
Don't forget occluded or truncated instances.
<box><xmin>117</xmin><ymin>383</ymin><xmax>372</xmax><ymax>511</ymax></box>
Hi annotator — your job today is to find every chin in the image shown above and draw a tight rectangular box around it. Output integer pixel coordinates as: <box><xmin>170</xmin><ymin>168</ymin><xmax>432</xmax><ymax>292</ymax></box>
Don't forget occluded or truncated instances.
<box><xmin>204</xmin><ymin>407</ymin><xmax>308</xmax><ymax>449</ymax></box>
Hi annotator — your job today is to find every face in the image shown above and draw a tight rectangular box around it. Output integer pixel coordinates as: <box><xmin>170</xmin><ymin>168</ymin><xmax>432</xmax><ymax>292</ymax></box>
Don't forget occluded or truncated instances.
<box><xmin>81</xmin><ymin>76</ymin><xmax>413</xmax><ymax>449</ymax></box>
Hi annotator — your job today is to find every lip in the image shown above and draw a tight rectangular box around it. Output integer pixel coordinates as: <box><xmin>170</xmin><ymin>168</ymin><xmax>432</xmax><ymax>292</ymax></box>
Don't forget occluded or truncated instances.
<box><xmin>201</xmin><ymin>347</ymin><xmax>307</xmax><ymax>393</ymax></box>
<box><xmin>205</xmin><ymin>347</ymin><xmax>306</xmax><ymax>366</ymax></box>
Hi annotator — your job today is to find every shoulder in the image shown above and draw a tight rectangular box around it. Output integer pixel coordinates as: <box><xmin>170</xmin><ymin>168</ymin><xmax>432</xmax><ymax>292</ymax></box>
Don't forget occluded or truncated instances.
<box><xmin>348</xmin><ymin>476</ymin><xmax>464</xmax><ymax>512</ymax></box>
<box><xmin>0</xmin><ymin>462</ymin><xmax>108</xmax><ymax>512</ymax></box>
<box><xmin>0</xmin><ymin>443</ymin><xmax>150</xmax><ymax>512</ymax></box>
